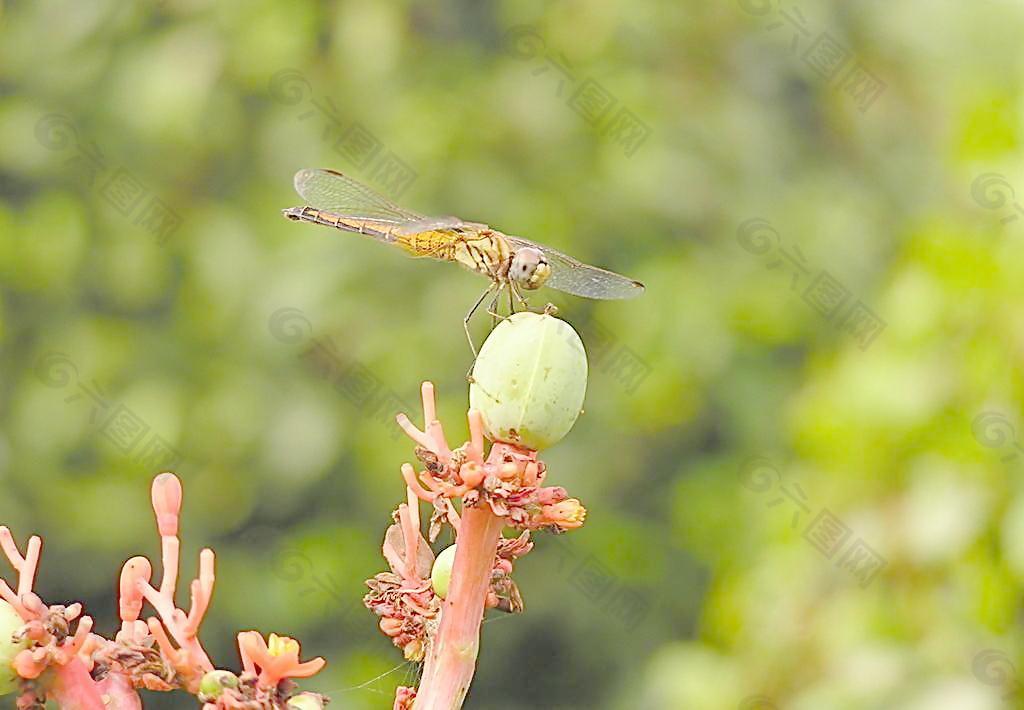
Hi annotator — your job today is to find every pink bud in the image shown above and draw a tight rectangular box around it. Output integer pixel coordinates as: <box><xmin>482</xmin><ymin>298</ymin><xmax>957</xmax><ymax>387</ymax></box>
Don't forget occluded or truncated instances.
<box><xmin>24</xmin><ymin>620</ymin><xmax>45</xmax><ymax>640</ymax></box>
<box><xmin>21</xmin><ymin>593</ymin><xmax>45</xmax><ymax>618</ymax></box>
<box><xmin>459</xmin><ymin>462</ymin><xmax>485</xmax><ymax>488</ymax></box>
<box><xmin>13</xmin><ymin>648</ymin><xmax>44</xmax><ymax>679</ymax></box>
<box><xmin>151</xmin><ymin>472</ymin><xmax>182</xmax><ymax>536</ymax></box>
<box><xmin>119</xmin><ymin>556</ymin><xmax>152</xmax><ymax>622</ymax></box>
<box><xmin>541</xmin><ymin>498</ymin><xmax>587</xmax><ymax>529</ymax></box>
<box><xmin>379</xmin><ymin>617</ymin><xmax>402</xmax><ymax>637</ymax></box>
<box><xmin>502</xmin><ymin>462</ymin><xmax>527</xmax><ymax>481</ymax></box>
<box><xmin>537</xmin><ymin>486</ymin><xmax>567</xmax><ymax>505</ymax></box>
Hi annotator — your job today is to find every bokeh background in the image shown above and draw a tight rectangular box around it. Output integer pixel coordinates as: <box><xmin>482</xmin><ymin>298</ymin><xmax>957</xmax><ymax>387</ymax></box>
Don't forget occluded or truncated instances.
<box><xmin>2</xmin><ymin>0</ymin><xmax>1023</xmax><ymax>708</ymax></box>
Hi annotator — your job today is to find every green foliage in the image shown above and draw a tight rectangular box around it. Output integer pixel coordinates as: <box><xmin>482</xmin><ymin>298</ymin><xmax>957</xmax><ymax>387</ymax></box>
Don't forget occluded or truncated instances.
<box><xmin>1</xmin><ymin>1</ymin><xmax>1022</xmax><ymax>708</ymax></box>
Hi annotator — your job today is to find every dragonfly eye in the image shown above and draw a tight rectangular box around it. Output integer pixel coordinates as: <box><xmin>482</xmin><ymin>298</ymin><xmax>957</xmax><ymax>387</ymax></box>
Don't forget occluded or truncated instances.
<box><xmin>510</xmin><ymin>247</ymin><xmax>550</xmax><ymax>290</ymax></box>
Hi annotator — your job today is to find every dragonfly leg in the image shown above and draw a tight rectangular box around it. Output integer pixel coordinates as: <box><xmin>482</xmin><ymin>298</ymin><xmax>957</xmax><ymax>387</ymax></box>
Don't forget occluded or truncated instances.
<box><xmin>509</xmin><ymin>280</ymin><xmax>529</xmax><ymax>312</ymax></box>
<box><xmin>465</xmin><ymin>282</ymin><xmax>496</xmax><ymax>361</ymax></box>
<box><xmin>487</xmin><ymin>286</ymin><xmax>505</xmax><ymax>327</ymax></box>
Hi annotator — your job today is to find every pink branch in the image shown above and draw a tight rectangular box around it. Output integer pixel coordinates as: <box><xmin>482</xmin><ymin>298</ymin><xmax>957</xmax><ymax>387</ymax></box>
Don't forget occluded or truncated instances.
<box><xmin>407</xmin><ymin>487</ymin><xmax>422</xmax><ymax>535</ymax></box>
<box><xmin>238</xmin><ymin>632</ymin><xmax>257</xmax><ymax>676</ymax></box>
<box><xmin>465</xmin><ymin>410</ymin><xmax>485</xmax><ymax>463</ymax></box>
<box><xmin>401</xmin><ymin>487</ymin><xmax>423</xmax><ymax>581</ymax></box>
<box><xmin>396</xmin><ymin>413</ymin><xmax>437</xmax><ymax>451</ymax></box>
<box><xmin>136</xmin><ymin>473</ymin><xmax>215</xmax><ymax>689</ymax></box>
<box><xmin>398</xmin><ymin>504</ymin><xmax>419</xmax><ymax>582</ymax></box>
<box><xmin>185</xmin><ymin>549</ymin><xmax>215</xmax><ymax>635</ymax></box>
<box><xmin>118</xmin><ymin>556</ymin><xmax>152</xmax><ymax>642</ymax></box>
<box><xmin>55</xmin><ymin>615</ymin><xmax>93</xmax><ymax>664</ymax></box>
<box><xmin>0</xmin><ymin>526</ymin><xmax>42</xmax><ymax>619</ymax></box>
<box><xmin>396</xmin><ymin>382</ymin><xmax>454</xmax><ymax>461</ymax></box>
<box><xmin>151</xmin><ymin>472</ymin><xmax>181</xmax><ymax>598</ymax></box>
<box><xmin>402</xmin><ymin>463</ymin><xmax>437</xmax><ymax>503</ymax></box>
<box><xmin>147</xmin><ymin>616</ymin><xmax>182</xmax><ymax>667</ymax></box>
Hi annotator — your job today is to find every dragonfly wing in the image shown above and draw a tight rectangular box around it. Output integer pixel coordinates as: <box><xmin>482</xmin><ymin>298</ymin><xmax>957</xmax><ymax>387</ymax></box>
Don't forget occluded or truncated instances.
<box><xmin>505</xmin><ymin>236</ymin><xmax>645</xmax><ymax>300</ymax></box>
<box><xmin>393</xmin><ymin>216</ymin><xmax>467</xmax><ymax>236</ymax></box>
<box><xmin>293</xmin><ymin>168</ymin><xmax>425</xmax><ymax>223</ymax></box>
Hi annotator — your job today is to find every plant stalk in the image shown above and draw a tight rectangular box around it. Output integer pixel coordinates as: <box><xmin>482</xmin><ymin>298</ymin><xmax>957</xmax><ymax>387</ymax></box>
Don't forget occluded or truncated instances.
<box><xmin>50</xmin><ymin>658</ymin><xmax>109</xmax><ymax>710</ymax></box>
<box><xmin>413</xmin><ymin>503</ymin><xmax>504</xmax><ymax>710</ymax></box>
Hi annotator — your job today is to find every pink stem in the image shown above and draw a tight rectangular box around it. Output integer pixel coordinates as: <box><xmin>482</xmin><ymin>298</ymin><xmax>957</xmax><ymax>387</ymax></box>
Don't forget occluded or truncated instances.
<box><xmin>94</xmin><ymin>672</ymin><xmax>144</xmax><ymax>710</ymax></box>
<box><xmin>403</xmin><ymin>488</ymin><xmax>422</xmax><ymax>579</ymax></box>
<box><xmin>402</xmin><ymin>463</ymin><xmax>437</xmax><ymax>502</ymax></box>
<box><xmin>413</xmin><ymin>503</ymin><xmax>505</xmax><ymax>710</ymax></box>
<box><xmin>49</xmin><ymin>657</ymin><xmax>108</xmax><ymax>710</ymax></box>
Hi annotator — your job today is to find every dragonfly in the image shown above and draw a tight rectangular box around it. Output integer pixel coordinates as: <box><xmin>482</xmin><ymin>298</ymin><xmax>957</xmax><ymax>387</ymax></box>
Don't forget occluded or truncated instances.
<box><xmin>282</xmin><ymin>168</ymin><xmax>644</xmax><ymax>353</ymax></box>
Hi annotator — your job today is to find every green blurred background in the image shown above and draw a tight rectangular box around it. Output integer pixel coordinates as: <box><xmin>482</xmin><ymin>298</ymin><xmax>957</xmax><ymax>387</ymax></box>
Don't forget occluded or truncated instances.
<box><xmin>1</xmin><ymin>1</ymin><xmax>1023</xmax><ymax>708</ymax></box>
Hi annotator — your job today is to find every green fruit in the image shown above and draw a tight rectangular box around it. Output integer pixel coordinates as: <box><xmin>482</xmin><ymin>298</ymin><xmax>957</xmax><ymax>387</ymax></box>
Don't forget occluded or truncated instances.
<box><xmin>470</xmin><ymin>312</ymin><xmax>587</xmax><ymax>451</ymax></box>
<box><xmin>431</xmin><ymin>544</ymin><xmax>457</xmax><ymax>599</ymax></box>
<box><xmin>0</xmin><ymin>600</ymin><xmax>27</xmax><ymax>695</ymax></box>
<box><xmin>288</xmin><ymin>693</ymin><xmax>325</xmax><ymax>709</ymax></box>
<box><xmin>198</xmin><ymin>669</ymin><xmax>239</xmax><ymax>701</ymax></box>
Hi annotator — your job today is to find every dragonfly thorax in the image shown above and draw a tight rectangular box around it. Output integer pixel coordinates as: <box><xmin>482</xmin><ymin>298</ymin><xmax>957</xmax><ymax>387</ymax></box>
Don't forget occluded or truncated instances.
<box><xmin>508</xmin><ymin>246</ymin><xmax>551</xmax><ymax>290</ymax></box>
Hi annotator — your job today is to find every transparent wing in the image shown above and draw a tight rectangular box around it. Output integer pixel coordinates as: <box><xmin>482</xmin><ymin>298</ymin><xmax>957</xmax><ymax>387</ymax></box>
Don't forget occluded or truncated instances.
<box><xmin>505</xmin><ymin>235</ymin><xmax>645</xmax><ymax>300</ymax></box>
<box><xmin>293</xmin><ymin>168</ymin><xmax>425</xmax><ymax>223</ymax></box>
<box><xmin>394</xmin><ymin>216</ymin><xmax>468</xmax><ymax>236</ymax></box>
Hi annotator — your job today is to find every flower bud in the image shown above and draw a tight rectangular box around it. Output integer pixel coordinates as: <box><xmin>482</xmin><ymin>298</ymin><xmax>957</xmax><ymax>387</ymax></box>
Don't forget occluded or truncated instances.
<box><xmin>541</xmin><ymin>498</ymin><xmax>587</xmax><ymax>530</ymax></box>
<box><xmin>403</xmin><ymin>638</ymin><xmax>425</xmax><ymax>661</ymax></box>
<box><xmin>0</xmin><ymin>600</ymin><xmax>28</xmax><ymax>695</ymax></box>
<box><xmin>288</xmin><ymin>693</ymin><xmax>326</xmax><ymax>710</ymax></box>
<box><xmin>379</xmin><ymin>617</ymin><xmax>403</xmax><ymax>637</ymax></box>
<box><xmin>431</xmin><ymin>544</ymin><xmax>457</xmax><ymax>599</ymax></box>
<box><xmin>197</xmin><ymin>669</ymin><xmax>240</xmax><ymax>702</ymax></box>
<box><xmin>470</xmin><ymin>312</ymin><xmax>587</xmax><ymax>450</ymax></box>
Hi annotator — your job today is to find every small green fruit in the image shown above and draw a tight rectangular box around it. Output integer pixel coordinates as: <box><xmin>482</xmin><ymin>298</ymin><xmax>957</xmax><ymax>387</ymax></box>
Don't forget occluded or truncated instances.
<box><xmin>288</xmin><ymin>693</ymin><xmax>326</xmax><ymax>710</ymax></box>
<box><xmin>431</xmin><ymin>544</ymin><xmax>457</xmax><ymax>599</ymax></box>
<box><xmin>198</xmin><ymin>669</ymin><xmax>240</xmax><ymax>701</ymax></box>
<box><xmin>470</xmin><ymin>312</ymin><xmax>587</xmax><ymax>451</ymax></box>
<box><xmin>0</xmin><ymin>600</ymin><xmax>27</xmax><ymax>695</ymax></box>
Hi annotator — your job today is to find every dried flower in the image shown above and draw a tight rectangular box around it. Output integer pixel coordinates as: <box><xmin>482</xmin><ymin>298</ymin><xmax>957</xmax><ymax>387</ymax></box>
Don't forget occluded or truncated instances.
<box><xmin>394</xmin><ymin>685</ymin><xmax>417</xmax><ymax>709</ymax></box>
<box><xmin>364</xmin><ymin>495</ymin><xmax>444</xmax><ymax>663</ymax></box>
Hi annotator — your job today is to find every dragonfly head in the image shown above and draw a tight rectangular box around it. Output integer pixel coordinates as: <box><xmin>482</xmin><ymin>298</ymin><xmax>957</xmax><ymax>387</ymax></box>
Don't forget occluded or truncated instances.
<box><xmin>509</xmin><ymin>246</ymin><xmax>551</xmax><ymax>290</ymax></box>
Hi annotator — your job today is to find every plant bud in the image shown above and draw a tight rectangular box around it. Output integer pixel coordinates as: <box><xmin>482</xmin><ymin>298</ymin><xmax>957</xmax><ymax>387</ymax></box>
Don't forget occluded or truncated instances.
<box><xmin>431</xmin><ymin>544</ymin><xmax>457</xmax><ymax>599</ymax></box>
<box><xmin>0</xmin><ymin>600</ymin><xmax>27</xmax><ymax>695</ymax></box>
<box><xmin>197</xmin><ymin>669</ymin><xmax>240</xmax><ymax>701</ymax></box>
<box><xmin>288</xmin><ymin>693</ymin><xmax>326</xmax><ymax>710</ymax></box>
<box><xmin>469</xmin><ymin>312</ymin><xmax>587</xmax><ymax>450</ymax></box>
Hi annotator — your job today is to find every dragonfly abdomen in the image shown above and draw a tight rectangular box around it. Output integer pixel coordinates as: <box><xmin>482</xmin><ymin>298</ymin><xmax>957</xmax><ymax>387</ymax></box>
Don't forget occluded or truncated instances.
<box><xmin>394</xmin><ymin>230</ymin><xmax>457</xmax><ymax>260</ymax></box>
<box><xmin>282</xmin><ymin>206</ymin><xmax>397</xmax><ymax>244</ymax></box>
